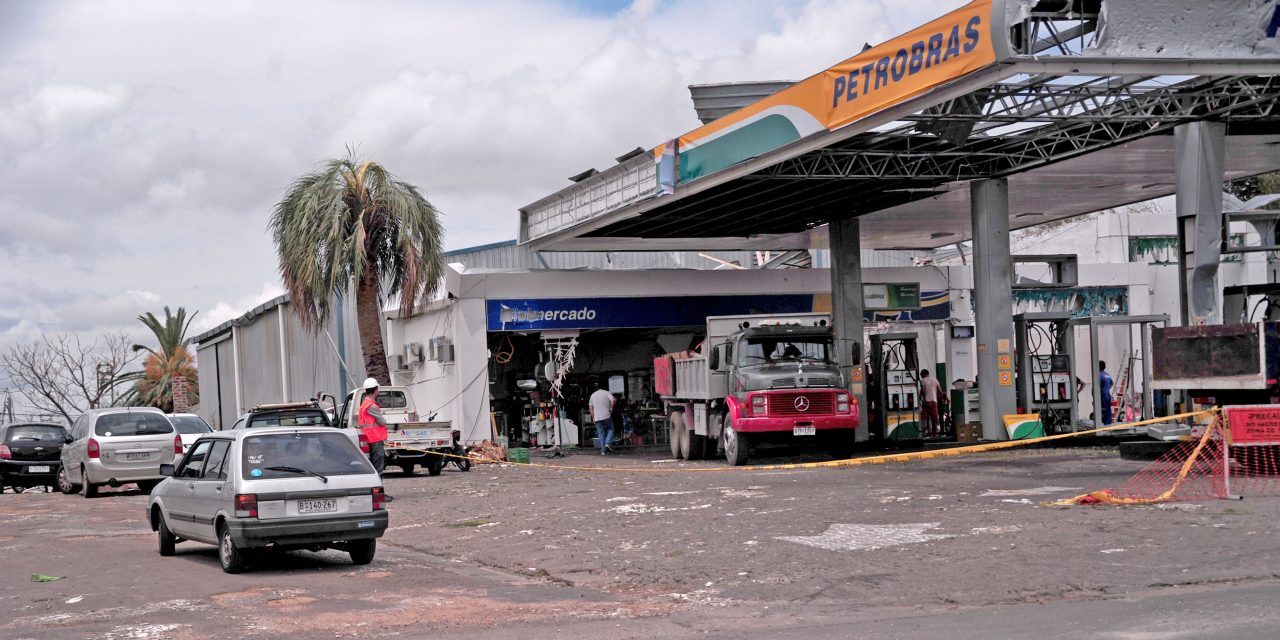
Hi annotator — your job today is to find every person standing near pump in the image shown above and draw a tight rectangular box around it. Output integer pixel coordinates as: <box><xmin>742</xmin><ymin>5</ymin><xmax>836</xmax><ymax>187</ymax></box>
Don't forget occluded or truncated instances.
<box><xmin>358</xmin><ymin>378</ymin><xmax>393</xmax><ymax>500</ymax></box>
<box><xmin>1098</xmin><ymin>361</ymin><xmax>1114</xmax><ymax>425</ymax></box>
<box><xmin>590</xmin><ymin>380</ymin><xmax>617</xmax><ymax>456</ymax></box>
<box><xmin>919</xmin><ymin>369</ymin><xmax>943</xmax><ymax>438</ymax></box>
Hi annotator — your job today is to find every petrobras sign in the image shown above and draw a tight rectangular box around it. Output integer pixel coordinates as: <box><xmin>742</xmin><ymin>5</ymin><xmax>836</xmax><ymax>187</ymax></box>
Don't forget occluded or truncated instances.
<box><xmin>665</xmin><ymin>0</ymin><xmax>995</xmax><ymax>184</ymax></box>
<box><xmin>487</xmin><ymin>295</ymin><xmax>815</xmax><ymax>331</ymax></box>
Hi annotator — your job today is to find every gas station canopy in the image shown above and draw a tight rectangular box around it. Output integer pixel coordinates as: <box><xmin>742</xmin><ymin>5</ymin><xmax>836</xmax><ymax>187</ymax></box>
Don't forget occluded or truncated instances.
<box><xmin>519</xmin><ymin>0</ymin><xmax>1280</xmax><ymax>252</ymax></box>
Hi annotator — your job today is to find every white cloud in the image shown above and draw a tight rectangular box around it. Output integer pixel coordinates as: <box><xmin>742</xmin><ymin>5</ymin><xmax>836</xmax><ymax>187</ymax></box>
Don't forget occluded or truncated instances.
<box><xmin>0</xmin><ymin>0</ymin><xmax>968</xmax><ymax>400</ymax></box>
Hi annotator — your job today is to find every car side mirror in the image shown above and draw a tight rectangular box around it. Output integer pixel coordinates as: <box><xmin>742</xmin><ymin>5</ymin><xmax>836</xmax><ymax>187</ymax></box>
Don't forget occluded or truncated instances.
<box><xmin>709</xmin><ymin>347</ymin><xmax>720</xmax><ymax>370</ymax></box>
<box><xmin>159</xmin><ymin>464</ymin><xmax>175</xmax><ymax>477</ymax></box>
<box><xmin>64</xmin><ymin>434</ymin><xmax>74</xmax><ymax>444</ymax></box>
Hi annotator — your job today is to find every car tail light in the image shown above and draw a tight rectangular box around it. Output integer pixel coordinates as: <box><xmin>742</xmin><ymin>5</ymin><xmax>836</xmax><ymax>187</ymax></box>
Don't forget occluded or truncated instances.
<box><xmin>837</xmin><ymin>393</ymin><xmax>851</xmax><ymax>413</ymax></box>
<box><xmin>0</xmin><ymin>444</ymin><xmax>10</xmax><ymax>459</ymax></box>
<box><xmin>173</xmin><ymin>434</ymin><xmax>183</xmax><ymax>455</ymax></box>
<box><xmin>87</xmin><ymin>438</ymin><xmax>100</xmax><ymax>459</ymax></box>
<box><xmin>750</xmin><ymin>395</ymin><xmax>766</xmax><ymax>416</ymax></box>
<box><xmin>372</xmin><ymin>486</ymin><xmax>387</xmax><ymax>510</ymax></box>
<box><xmin>235</xmin><ymin>494</ymin><xmax>258</xmax><ymax>518</ymax></box>
<box><xmin>358</xmin><ymin>432</ymin><xmax>370</xmax><ymax>454</ymax></box>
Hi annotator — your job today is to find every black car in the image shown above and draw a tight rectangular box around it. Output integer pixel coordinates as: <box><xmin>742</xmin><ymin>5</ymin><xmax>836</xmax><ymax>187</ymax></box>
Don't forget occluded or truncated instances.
<box><xmin>0</xmin><ymin>422</ymin><xmax>67</xmax><ymax>493</ymax></box>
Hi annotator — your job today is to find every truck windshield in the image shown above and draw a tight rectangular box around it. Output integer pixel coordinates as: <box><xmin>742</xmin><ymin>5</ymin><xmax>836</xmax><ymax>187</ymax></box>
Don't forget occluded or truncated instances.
<box><xmin>738</xmin><ymin>338</ymin><xmax>831</xmax><ymax>365</ymax></box>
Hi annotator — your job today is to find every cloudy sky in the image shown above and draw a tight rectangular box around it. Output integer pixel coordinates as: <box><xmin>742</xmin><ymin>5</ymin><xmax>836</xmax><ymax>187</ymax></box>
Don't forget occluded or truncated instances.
<box><xmin>0</xmin><ymin>0</ymin><xmax>964</xmax><ymax>394</ymax></box>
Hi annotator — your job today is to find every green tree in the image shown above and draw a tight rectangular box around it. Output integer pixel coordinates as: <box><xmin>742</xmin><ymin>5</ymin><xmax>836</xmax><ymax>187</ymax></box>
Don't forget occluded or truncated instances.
<box><xmin>127</xmin><ymin>306</ymin><xmax>199</xmax><ymax>412</ymax></box>
<box><xmin>269</xmin><ymin>152</ymin><xmax>444</xmax><ymax>385</ymax></box>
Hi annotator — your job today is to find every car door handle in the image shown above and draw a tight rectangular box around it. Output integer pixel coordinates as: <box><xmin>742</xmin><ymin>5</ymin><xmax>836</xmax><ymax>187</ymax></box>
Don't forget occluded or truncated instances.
<box><xmin>185</xmin><ymin>483</ymin><xmax>195</xmax><ymax>490</ymax></box>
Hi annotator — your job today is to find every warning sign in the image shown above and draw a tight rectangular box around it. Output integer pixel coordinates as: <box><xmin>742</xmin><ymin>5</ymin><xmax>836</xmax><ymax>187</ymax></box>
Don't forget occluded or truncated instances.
<box><xmin>998</xmin><ymin>371</ymin><xmax>1013</xmax><ymax>386</ymax></box>
<box><xmin>997</xmin><ymin>355</ymin><xmax>1012</xmax><ymax>370</ymax></box>
<box><xmin>1224</xmin><ymin>405</ymin><xmax>1280</xmax><ymax>444</ymax></box>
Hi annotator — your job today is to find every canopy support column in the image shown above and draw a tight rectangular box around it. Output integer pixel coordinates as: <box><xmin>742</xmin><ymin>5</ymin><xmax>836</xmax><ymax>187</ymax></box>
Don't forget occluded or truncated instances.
<box><xmin>971</xmin><ymin>179</ymin><xmax>1017</xmax><ymax>440</ymax></box>
<box><xmin>829</xmin><ymin>215</ymin><xmax>868</xmax><ymax>441</ymax></box>
<box><xmin>1175</xmin><ymin>121</ymin><xmax>1226</xmax><ymax>326</ymax></box>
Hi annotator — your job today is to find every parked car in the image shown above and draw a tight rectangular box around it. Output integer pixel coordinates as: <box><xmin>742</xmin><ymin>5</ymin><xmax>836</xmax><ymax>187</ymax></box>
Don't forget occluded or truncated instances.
<box><xmin>147</xmin><ymin>426</ymin><xmax>389</xmax><ymax>573</ymax></box>
<box><xmin>168</xmin><ymin>413</ymin><xmax>213</xmax><ymax>453</ymax></box>
<box><xmin>58</xmin><ymin>407</ymin><xmax>182</xmax><ymax>498</ymax></box>
<box><xmin>1</xmin><ymin>422</ymin><xmax>67</xmax><ymax>493</ymax></box>
<box><xmin>231</xmin><ymin>401</ymin><xmax>363</xmax><ymax>452</ymax></box>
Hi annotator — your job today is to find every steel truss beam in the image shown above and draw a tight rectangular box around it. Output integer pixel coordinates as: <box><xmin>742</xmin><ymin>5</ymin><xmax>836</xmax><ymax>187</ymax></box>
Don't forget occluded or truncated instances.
<box><xmin>755</xmin><ymin>76</ymin><xmax>1280</xmax><ymax>181</ymax></box>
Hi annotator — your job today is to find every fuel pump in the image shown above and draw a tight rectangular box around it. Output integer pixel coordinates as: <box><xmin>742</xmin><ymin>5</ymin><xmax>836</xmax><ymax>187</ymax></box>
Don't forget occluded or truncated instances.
<box><xmin>1013</xmin><ymin>313</ymin><xmax>1077</xmax><ymax>433</ymax></box>
<box><xmin>869</xmin><ymin>333</ymin><xmax>920</xmax><ymax>441</ymax></box>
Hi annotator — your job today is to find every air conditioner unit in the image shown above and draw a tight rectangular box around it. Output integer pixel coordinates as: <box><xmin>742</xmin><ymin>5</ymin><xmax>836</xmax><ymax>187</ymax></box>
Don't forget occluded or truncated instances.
<box><xmin>404</xmin><ymin>342</ymin><xmax>425</xmax><ymax>364</ymax></box>
<box><xmin>429</xmin><ymin>337</ymin><xmax>455</xmax><ymax>363</ymax></box>
<box><xmin>389</xmin><ymin>354</ymin><xmax>409</xmax><ymax>371</ymax></box>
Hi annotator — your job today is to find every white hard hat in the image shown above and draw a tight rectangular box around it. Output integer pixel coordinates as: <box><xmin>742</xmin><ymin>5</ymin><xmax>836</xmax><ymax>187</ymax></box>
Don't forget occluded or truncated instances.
<box><xmin>363</xmin><ymin>377</ymin><xmax>379</xmax><ymax>390</ymax></box>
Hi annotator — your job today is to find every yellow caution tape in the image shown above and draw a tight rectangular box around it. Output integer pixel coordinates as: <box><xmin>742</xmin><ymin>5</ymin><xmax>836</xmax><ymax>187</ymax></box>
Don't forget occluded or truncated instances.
<box><xmin>397</xmin><ymin>409</ymin><xmax>1220</xmax><ymax>474</ymax></box>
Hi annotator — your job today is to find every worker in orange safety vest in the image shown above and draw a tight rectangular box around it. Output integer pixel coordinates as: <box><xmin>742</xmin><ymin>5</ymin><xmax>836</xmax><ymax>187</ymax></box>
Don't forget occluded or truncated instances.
<box><xmin>357</xmin><ymin>377</ymin><xmax>391</xmax><ymax>481</ymax></box>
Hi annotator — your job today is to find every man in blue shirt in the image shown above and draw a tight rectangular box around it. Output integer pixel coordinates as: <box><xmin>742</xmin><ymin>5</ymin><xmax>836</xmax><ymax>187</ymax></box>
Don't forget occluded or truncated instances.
<box><xmin>1099</xmin><ymin>361</ymin><xmax>1114</xmax><ymax>425</ymax></box>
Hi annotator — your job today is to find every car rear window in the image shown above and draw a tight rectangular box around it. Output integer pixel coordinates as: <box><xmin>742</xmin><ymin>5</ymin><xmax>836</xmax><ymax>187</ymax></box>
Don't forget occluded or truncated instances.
<box><xmin>247</xmin><ymin>410</ymin><xmax>330</xmax><ymax>429</ymax></box>
<box><xmin>377</xmin><ymin>391</ymin><xmax>409</xmax><ymax>409</ymax></box>
<box><xmin>6</xmin><ymin>425</ymin><xmax>66</xmax><ymax>443</ymax></box>
<box><xmin>241</xmin><ymin>432</ymin><xmax>372</xmax><ymax>480</ymax></box>
<box><xmin>95</xmin><ymin>413</ymin><xmax>174</xmax><ymax>437</ymax></box>
<box><xmin>170</xmin><ymin>415</ymin><xmax>212</xmax><ymax>435</ymax></box>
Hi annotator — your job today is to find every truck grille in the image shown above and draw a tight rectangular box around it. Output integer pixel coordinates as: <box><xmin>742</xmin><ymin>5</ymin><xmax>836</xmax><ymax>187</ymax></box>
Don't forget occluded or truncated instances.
<box><xmin>766</xmin><ymin>391</ymin><xmax>835</xmax><ymax>416</ymax></box>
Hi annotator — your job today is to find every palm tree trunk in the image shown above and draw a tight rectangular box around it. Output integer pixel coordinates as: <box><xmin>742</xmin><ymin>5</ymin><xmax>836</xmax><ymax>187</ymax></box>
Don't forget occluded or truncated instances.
<box><xmin>355</xmin><ymin>268</ymin><xmax>391</xmax><ymax>385</ymax></box>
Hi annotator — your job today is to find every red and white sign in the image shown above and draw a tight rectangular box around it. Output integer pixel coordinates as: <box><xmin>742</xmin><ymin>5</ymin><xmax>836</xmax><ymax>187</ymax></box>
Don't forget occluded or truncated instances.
<box><xmin>1224</xmin><ymin>405</ymin><xmax>1280</xmax><ymax>444</ymax></box>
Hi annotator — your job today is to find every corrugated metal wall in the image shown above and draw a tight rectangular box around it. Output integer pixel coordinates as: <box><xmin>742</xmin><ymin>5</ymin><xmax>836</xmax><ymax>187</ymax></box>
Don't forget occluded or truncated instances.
<box><xmin>237</xmin><ymin>310</ymin><xmax>282</xmax><ymax>410</ymax></box>
<box><xmin>450</xmin><ymin>244</ymin><xmax>766</xmax><ymax>271</ymax></box>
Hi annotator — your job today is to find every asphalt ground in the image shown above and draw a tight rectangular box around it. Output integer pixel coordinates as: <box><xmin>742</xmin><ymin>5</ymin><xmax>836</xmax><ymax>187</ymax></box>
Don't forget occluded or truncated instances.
<box><xmin>3</xmin><ymin>443</ymin><xmax>1280</xmax><ymax>639</ymax></box>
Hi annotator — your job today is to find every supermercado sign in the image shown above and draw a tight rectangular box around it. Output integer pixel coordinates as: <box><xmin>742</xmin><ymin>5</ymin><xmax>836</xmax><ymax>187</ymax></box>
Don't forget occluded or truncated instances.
<box><xmin>487</xmin><ymin>295</ymin><xmax>814</xmax><ymax>331</ymax></box>
<box><xmin>664</xmin><ymin>0</ymin><xmax>995</xmax><ymax>184</ymax></box>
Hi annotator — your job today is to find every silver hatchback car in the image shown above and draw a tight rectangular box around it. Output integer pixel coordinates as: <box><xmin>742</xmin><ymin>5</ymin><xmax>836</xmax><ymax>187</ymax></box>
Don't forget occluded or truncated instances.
<box><xmin>59</xmin><ymin>407</ymin><xmax>182</xmax><ymax>497</ymax></box>
<box><xmin>147</xmin><ymin>426</ymin><xmax>389</xmax><ymax>573</ymax></box>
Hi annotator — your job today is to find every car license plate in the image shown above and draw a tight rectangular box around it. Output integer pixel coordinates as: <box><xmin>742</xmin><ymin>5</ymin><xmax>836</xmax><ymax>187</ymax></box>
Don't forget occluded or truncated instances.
<box><xmin>124</xmin><ymin>452</ymin><xmax>149</xmax><ymax>461</ymax></box>
<box><xmin>402</xmin><ymin>429</ymin><xmax>431</xmax><ymax>438</ymax></box>
<box><xmin>297</xmin><ymin>499</ymin><xmax>338</xmax><ymax>514</ymax></box>
<box><xmin>793</xmin><ymin>427</ymin><xmax>816</xmax><ymax>436</ymax></box>
<box><xmin>28</xmin><ymin>465</ymin><xmax>50</xmax><ymax>473</ymax></box>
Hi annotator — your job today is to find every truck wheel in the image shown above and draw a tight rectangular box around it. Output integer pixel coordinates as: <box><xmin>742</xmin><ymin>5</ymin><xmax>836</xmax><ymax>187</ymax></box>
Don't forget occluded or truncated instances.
<box><xmin>426</xmin><ymin>454</ymin><xmax>444</xmax><ymax>476</ymax></box>
<box><xmin>723</xmin><ymin>415</ymin><xmax>749</xmax><ymax>466</ymax></box>
<box><xmin>827</xmin><ymin>434</ymin><xmax>855</xmax><ymax>460</ymax></box>
<box><xmin>687</xmin><ymin>433</ymin><xmax>707</xmax><ymax>461</ymax></box>
<box><xmin>399</xmin><ymin>463</ymin><xmax>416</xmax><ymax>476</ymax></box>
<box><xmin>668</xmin><ymin>410</ymin><xmax>686</xmax><ymax>459</ymax></box>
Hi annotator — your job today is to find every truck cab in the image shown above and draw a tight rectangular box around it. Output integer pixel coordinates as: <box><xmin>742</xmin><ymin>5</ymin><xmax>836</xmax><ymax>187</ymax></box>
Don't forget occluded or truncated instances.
<box><xmin>656</xmin><ymin>313</ymin><xmax>859</xmax><ymax>465</ymax></box>
<box><xmin>338</xmin><ymin>386</ymin><xmax>454</xmax><ymax>476</ymax></box>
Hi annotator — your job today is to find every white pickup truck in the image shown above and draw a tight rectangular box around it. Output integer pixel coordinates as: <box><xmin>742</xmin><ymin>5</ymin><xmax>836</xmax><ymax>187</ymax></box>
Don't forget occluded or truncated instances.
<box><xmin>337</xmin><ymin>386</ymin><xmax>454</xmax><ymax>476</ymax></box>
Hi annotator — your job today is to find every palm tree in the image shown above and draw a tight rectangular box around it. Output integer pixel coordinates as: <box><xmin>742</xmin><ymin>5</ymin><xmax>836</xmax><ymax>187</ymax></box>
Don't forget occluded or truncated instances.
<box><xmin>126</xmin><ymin>306</ymin><xmax>199</xmax><ymax>411</ymax></box>
<box><xmin>269</xmin><ymin>152</ymin><xmax>444</xmax><ymax>385</ymax></box>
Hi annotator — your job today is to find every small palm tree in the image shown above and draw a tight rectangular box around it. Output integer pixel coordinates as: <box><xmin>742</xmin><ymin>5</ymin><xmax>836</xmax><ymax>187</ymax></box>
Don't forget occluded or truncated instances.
<box><xmin>126</xmin><ymin>306</ymin><xmax>199</xmax><ymax>411</ymax></box>
<box><xmin>270</xmin><ymin>152</ymin><xmax>444</xmax><ymax>385</ymax></box>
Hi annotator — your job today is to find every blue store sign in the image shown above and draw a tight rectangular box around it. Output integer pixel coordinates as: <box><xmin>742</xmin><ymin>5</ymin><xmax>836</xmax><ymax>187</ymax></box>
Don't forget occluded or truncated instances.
<box><xmin>487</xmin><ymin>295</ymin><xmax>816</xmax><ymax>331</ymax></box>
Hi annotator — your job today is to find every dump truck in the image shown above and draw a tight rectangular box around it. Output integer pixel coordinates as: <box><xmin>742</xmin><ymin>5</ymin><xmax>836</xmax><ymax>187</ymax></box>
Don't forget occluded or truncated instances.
<box><xmin>654</xmin><ymin>313</ymin><xmax>859</xmax><ymax>465</ymax></box>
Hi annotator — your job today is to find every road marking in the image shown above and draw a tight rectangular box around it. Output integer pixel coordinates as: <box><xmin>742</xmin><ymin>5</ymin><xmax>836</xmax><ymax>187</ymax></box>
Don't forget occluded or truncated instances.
<box><xmin>776</xmin><ymin>522</ymin><xmax>953</xmax><ymax>552</ymax></box>
<box><xmin>981</xmin><ymin>486</ymin><xmax>1080</xmax><ymax>497</ymax></box>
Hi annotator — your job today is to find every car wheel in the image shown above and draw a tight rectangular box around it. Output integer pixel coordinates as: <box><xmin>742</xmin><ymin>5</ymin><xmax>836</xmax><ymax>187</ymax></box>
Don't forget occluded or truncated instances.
<box><xmin>57</xmin><ymin>467</ymin><xmax>80</xmax><ymax>494</ymax></box>
<box><xmin>399</xmin><ymin>463</ymin><xmax>416</xmax><ymax>476</ymax></box>
<box><xmin>218</xmin><ymin>524</ymin><xmax>246</xmax><ymax>574</ymax></box>
<box><xmin>426</xmin><ymin>454</ymin><xmax>444</xmax><ymax>476</ymax></box>
<box><xmin>80</xmin><ymin>467</ymin><xmax>98</xmax><ymax>498</ymax></box>
<box><xmin>723</xmin><ymin>414</ymin><xmax>749</xmax><ymax>466</ymax></box>
<box><xmin>348</xmin><ymin>539</ymin><xmax>376</xmax><ymax>565</ymax></box>
<box><xmin>458</xmin><ymin>456</ymin><xmax>471</xmax><ymax>472</ymax></box>
<box><xmin>157</xmin><ymin>513</ymin><xmax>177</xmax><ymax>557</ymax></box>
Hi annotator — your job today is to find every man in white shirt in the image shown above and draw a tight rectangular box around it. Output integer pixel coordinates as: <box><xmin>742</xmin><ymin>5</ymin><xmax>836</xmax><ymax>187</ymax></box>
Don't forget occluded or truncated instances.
<box><xmin>919</xmin><ymin>369</ymin><xmax>943</xmax><ymax>438</ymax></box>
<box><xmin>589</xmin><ymin>381</ymin><xmax>617</xmax><ymax>455</ymax></box>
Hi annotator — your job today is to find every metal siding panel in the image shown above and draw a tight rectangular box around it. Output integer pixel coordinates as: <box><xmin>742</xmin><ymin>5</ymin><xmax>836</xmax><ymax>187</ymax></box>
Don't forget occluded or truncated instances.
<box><xmin>236</xmin><ymin>311</ymin><xmax>281</xmax><ymax>410</ymax></box>
<box><xmin>216</xmin><ymin>339</ymin><xmax>237</xmax><ymax>428</ymax></box>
